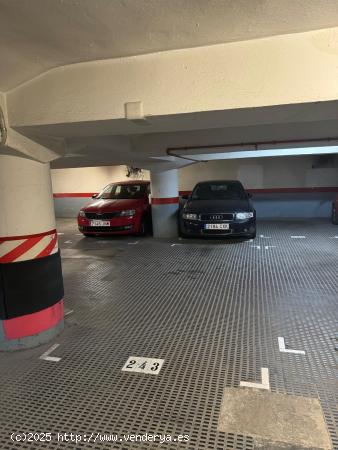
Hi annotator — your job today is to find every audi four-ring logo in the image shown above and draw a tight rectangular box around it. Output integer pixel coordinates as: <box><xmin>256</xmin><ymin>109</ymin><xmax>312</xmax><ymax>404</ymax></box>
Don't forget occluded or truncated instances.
<box><xmin>211</xmin><ymin>215</ymin><xmax>222</xmax><ymax>220</ymax></box>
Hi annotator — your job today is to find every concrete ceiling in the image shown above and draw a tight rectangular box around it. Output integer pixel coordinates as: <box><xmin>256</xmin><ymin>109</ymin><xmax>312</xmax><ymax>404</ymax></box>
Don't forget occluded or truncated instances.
<box><xmin>1</xmin><ymin>0</ymin><xmax>338</xmax><ymax>91</ymax></box>
<box><xmin>45</xmin><ymin>101</ymin><xmax>338</xmax><ymax>169</ymax></box>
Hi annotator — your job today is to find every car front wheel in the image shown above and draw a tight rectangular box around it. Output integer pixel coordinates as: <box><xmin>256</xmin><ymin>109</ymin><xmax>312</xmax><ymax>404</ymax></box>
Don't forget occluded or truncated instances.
<box><xmin>137</xmin><ymin>217</ymin><xmax>148</xmax><ymax>236</ymax></box>
<box><xmin>248</xmin><ymin>230</ymin><xmax>256</xmax><ymax>239</ymax></box>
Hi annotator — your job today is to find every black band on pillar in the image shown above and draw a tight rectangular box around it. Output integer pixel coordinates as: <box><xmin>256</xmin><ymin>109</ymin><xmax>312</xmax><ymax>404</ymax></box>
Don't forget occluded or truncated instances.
<box><xmin>0</xmin><ymin>250</ymin><xmax>64</xmax><ymax>320</ymax></box>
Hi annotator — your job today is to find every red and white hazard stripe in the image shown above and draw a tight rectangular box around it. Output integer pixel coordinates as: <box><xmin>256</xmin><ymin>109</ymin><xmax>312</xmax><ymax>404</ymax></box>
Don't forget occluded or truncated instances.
<box><xmin>0</xmin><ymin>229</ymin><xmax>58</xmax><ymax>263</ymax></box>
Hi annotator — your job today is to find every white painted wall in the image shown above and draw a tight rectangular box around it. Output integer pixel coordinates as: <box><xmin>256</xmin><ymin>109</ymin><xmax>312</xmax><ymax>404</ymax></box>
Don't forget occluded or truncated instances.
<box><xmin>179</xmin><ymin>156</ymin><xmax>338</xmax><ymax>190</ymax></box>
<box><xmin>0</xmin><ymin>92</ymin><xmax>8</xmax><ymax>145</ymax></box>
<box><xmin>51</xmin><ymin>165</ymin><xmax>150</xmax><ymax>193</ymax></box>
<box><xmin>0</xmin><ymin>92</ymin><xmax>5</xmax><ymax>115</ymax></box>
<box><xmin>305</xmin><ymin>168</ymin><xmax>338</xmax><ymax>187</ymax></box>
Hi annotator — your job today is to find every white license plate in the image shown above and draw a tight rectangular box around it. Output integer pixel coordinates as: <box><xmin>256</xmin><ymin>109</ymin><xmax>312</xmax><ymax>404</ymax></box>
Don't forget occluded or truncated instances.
<box><xmin>90</xmin><ymin>220</ymin><xmax>110</xmax><ymax>227</ymax></box>
<box><xmin>205</xmin><ymin>223</ymin><xmax>229</xmax><ymax>230</ymax></box>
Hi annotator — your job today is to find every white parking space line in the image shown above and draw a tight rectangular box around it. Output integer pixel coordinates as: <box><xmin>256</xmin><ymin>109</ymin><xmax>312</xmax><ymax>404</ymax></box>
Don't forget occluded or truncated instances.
<box><xmin>251</xmin><ymin>245</ymin><xmax>261</xmax><ymax>249</ymax></box>
<box><xmin>75</xmin><ymin>233</ymin><xmax>83</xmax><ymax>236</ymax></box>
<box><xmin>39</xmin><ymin>344</ymin><xmax>61</xmax><ymax>362</ymax></box>
<box><xmin>240</xmin><ymin>367</ymin><xmax>270</xmax><ymax>390</ymax></box>
<box><xmin>128</xmin><ymin>241</ymin><xmax>139</xmax><ymax>245</ymax></box>
<box><xmin>291</xmin><ymin>236</ymin><xmax>306</xmax><ymax>239</ymax></box>
<box><xmin>260</xmin><ymin>235</ymin><xmax>271</xmax><ymax>238</ymax></box>
<box><xmin>265</xmin><ymin>245</ymin><xmax>276</xmax><ymax>250</ymax></box>
<box><xmin>329</xmin><ymin>236</ymin><xmax>338</xmax><ymax>239</ymax></box>
<box><xmin>64</xmin><ymin>240</ymin><xmax>72</xmax><ymax>244</ymax></box>
<box><xmin>278</xmin><ymin>337</ymin><xmax>305</xmax><ymax>355</ymax></box>
<box><xmin>64</xmin><ymin>309</ymin><xmax>74</xmax><ymax>317</ymax></box>
<box><xmin>171</xmin><ymin>243</ymin><xmax>182</xmax><ymax>247</ymax></box>
<box><xmin>57</xmin><ymin>233</ymin><xmax>64</xmax><ymax>236</ymax></box>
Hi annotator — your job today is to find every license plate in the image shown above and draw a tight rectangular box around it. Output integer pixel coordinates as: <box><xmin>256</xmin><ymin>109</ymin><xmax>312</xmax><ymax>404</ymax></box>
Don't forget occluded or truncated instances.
<box><xmin>205</xmin><ymin>223</ymin><xmax>229</xmax><ymax>230</ymax></box>
<box><xmin>90</xmin><ymin>220</ymin><xmax>110</xmax><ymax>227</ymax></box>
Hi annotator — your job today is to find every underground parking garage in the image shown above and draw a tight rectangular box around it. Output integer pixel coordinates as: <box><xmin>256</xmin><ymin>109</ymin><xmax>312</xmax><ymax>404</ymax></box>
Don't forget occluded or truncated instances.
<box><xmin>0</xmin><ymin>1</ymin><xmax>338</xmax><ymax>449</ymax></box>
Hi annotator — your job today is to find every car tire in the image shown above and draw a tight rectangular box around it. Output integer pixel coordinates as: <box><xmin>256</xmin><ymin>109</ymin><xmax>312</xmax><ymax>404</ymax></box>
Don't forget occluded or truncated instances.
<box><xmin>332</xmin><ymin>205</ymin><xmax>338</xmax><ymax>225</ymax></box>
<box><xmin>248</xmin><ymin>230</ymin><xmax>256</xmax><ymax>239</ymax></box>
<box><xmin>178</xmin><ymin>223</ymin><xmax>188</xmax><ymax>238</ymax></box>
<box><xmin>137</xmin><ymin>217</ymin><xmax>147</xmax><ymax>236</ymax></box>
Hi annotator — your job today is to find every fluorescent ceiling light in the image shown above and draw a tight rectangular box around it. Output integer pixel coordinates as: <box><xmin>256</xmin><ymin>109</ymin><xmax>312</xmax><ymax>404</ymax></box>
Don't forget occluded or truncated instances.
<box><xmin>183</xmin><ymin>146</ymin><xmax>338</xmax><ymax>161</ymax></box>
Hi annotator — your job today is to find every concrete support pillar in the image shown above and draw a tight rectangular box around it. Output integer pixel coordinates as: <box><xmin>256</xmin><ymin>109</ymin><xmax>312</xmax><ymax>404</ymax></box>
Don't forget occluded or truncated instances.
<box><xmin>150</xmin><ymin>169</ymin><xmax>179</xmax><ymax>238</ymax></box>
<box><xmin>0</xmin><ymin>155</ymin><xmax>64</xmax><ymax>350</ymax></box>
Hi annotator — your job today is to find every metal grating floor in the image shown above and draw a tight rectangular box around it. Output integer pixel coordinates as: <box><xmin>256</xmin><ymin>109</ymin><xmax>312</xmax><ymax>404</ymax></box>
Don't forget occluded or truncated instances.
<box><xmin>0</xmin><ymin>219</ymin><xmax>337</xmax><ymax>449</ymax></box>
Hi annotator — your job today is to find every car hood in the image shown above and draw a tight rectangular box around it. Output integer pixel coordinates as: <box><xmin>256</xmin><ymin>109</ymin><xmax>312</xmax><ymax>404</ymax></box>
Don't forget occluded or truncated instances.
<box><xmin>184</xmin><ymin>198</ymin><xmax>252</xmax><ymax>213</ymax></box>
<box><xmin>82</xmin><ymin>198</ymin><xmax>143</xmax><ymax>212</ymax></box>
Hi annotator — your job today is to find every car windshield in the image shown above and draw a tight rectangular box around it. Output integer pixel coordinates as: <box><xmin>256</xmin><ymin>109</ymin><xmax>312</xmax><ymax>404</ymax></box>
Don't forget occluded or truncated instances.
<box><xmin>97</xmin><ymin>184</ymin><xmax>147</xmax><ymax>199</ymax></box>
<box><xmin>191</xmin><ymin>182</ymin><xmax>246</xmax><ymax>200</ymax></box>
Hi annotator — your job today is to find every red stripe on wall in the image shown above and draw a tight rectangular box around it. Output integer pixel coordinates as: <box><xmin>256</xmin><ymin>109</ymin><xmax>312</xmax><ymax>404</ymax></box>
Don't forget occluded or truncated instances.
<box><xmin>0</xmin><ymin>229</ymin><xmax>57</xmax><ymax>243</ymax></box>
<box><xmin>53</xmin><ymin>187</ymin><xmax>338</xmax><ymax>199</ymax></box>
<box><xmin>179</xmin><ymin>187</ymin><xmax>338</xmax><ymax>196</ymax></box>
<box><xmin>247</xmin><ymin>187</ymin><xmax>338</xmax><ymax>194</ymax></box>
<box><xmin>151</xmin><ymin>197</ymin><xmax>180</xmax><ymax>205</ymax></box>
<box><xmin>53</xmin><ymin>193</ymin><xmax>96</xmax><ymax>198</ymax></box>
<box><xmin>3</xmin><ymin>299</ymin><xmax>64</xmax><ymax>340</ymax></box>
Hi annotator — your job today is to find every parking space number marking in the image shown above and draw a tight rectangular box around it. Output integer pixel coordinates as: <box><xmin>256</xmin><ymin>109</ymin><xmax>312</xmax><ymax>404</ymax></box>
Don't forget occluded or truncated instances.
<box><xmin>122</xmin><ymin>356</ymin><xmax>164</xmax><ymax>375</ymax></box>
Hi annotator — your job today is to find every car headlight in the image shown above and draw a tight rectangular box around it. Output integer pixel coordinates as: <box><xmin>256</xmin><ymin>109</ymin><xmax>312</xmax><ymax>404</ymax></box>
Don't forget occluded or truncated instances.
<box><xmin>236</xmin><ymin>212</ymin><xmax>254</xmax><ymax>220</ymax></box>
<box><xmin>182</xmin><ymin>213</ymin><xmax>198</xmax><ymax>220</ymax></box>
<box><xmin>78</xmin><ymin>210</ymin><xmax>86</xmax><ymax>217</ymax></box>
<box><xmin>119</xmin><ymin>209</ymin><xmax>136</xmax><ymax>216</ymax></box>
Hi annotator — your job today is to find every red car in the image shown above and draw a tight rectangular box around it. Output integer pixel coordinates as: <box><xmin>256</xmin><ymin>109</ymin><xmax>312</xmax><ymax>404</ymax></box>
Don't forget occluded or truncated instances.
<box><xmin>78</xmin><ymin>181</ymin><xmax>151</xmax><ymax>236</ymax></box>
<box><xmin>332</xmin><ymin>194</ymin><xmax>338</xmax><ymax>225</ymax></box>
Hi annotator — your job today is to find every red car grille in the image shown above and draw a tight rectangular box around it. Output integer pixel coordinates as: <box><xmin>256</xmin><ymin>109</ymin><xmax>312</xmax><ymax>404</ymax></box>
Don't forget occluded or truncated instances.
<box><xmin>85</xmin><ymin>212</ymin><xmax>120</xmax><ymax>220</ymax></box>
<box><xmin>81</xmin><ymin>225</ymin><xmax>132</xmax><ymax>232</ymax></box>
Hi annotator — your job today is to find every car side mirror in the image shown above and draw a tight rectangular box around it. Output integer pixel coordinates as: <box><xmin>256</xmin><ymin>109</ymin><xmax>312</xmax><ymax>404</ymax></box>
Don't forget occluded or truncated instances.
<box><xmin>92</xmin><ymin>193</ymin><xmax>98</xmax><ymax>199</ymax></box>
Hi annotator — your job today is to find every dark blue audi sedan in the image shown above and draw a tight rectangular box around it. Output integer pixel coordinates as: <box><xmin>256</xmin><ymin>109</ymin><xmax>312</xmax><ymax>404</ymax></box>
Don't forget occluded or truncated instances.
<box><xmin>179</xmin><ymin>180</ymin><xmax>256</xmax><ymax>239</ymax></box>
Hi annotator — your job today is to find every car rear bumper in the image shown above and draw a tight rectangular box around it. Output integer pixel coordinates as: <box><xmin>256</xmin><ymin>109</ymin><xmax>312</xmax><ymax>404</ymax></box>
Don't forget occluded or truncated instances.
<box><xmin>180</xmin><ymin>217</ymin><xmax>256</xmax><ymax>237</ymax></box>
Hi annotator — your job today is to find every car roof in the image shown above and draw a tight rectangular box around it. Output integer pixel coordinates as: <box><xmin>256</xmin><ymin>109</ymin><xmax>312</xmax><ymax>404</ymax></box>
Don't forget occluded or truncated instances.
<box><xmin>195</xmin><ymin>180</ymin><xmax>242</xmax><ymax>185</ymax></box>
<box><xmin>109</xmin><ymin>180</ymin><xmax>150</xmax><ymax>185</ymax></box>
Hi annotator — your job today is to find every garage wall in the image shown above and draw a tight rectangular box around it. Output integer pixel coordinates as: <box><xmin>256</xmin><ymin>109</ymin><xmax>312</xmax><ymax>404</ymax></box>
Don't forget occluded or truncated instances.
<box><xmin>179</xmin><ymin>156</ymin><xmax>338</xmax><ymax>218</ymax></box>
<box><xmin>52</xmin><ymin>155</ymin><xmax>338</xmax><ymax>218</ymax></box>
<box><xmin>179</xmin><ymin>156</ymin><xmax>338</xmax><ymax>189</ymax></box>
<box><xmin>52</xmin><ymin>166</ymin><xmax>150</xmax><ymax>217</ymax></box>
<box><xmin>180</xmin><ymin>156</ymin><xmax>311</xmax><ymax>190</ymax></box>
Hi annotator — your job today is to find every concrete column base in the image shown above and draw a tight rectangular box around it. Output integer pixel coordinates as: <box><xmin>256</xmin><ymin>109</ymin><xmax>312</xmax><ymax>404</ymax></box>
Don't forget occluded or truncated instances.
<box><xmin>0</xmin><ymin>320</ymin><xmax>64</xmax><ymax>351</ymax></box>
<box><xmin>150</xmin><ymin>169</ymin><xmax>179</xmax><ymax>239</ymax></box>
<box><xmin>152</xmin><ymin>203</ymin><xmax>179</xmax><ymax>238</ymax></box>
